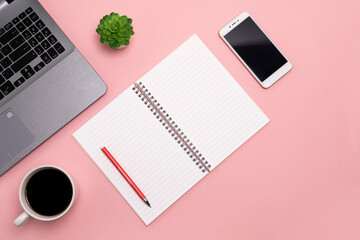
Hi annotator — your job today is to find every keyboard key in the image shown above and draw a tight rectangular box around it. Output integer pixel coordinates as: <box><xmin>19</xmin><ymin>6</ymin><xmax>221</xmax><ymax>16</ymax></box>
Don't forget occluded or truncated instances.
<box><xmin>19</xmin><ymin>12</ymin><xmax>26</xmax><ymax>19</ymax></box>
<box><xmin>1</xmin><ymin>45</ymin><xmax>12</xmax><ymax>55</ymax></box>
<box><xmin>40</xmin><ymin>52</ymin><xmax>51</xmax><ymax>64</ymax></box>
<box><xmin>29</xmin><ymin>12</ymin><xmax>39</xmax><ymax>22</ymax></box>
<box><xmin>2</xmin><ymin>68</ymin><xmax>14</xmax><ymax>79</ymax></box>
<box><xmin>0</xmin><ymin>75</ymin><xmax>5</xmax><ymax>85</ymax></box>
<box><xmin>47</xmin><ymin>47</ymin><xmax>58</xmax><ymax>59</ymax></box>
<box><xmin>29</xmin><ymin>37</ymin><xmax>38</xmax><ymax>47</ymax></box>
<box><xmin>41</xmin><ymin>27</ymin><xmax>51</xmax><ymax>37</ymax></box>
<box><xmin>48</xmin><ymin>35</ymin><xmax>57</xmax><ymax>45</ymax></box>
<box><xmin>0</xmin><ymin>57</ymin><xmax>11</xmax><ymax>68</ymax></box>
<box><xmin>0</xmin><ymin>81</ymin><xmax>15</xmax><ymax>95</ymax></box>
<box><xmin>0</xmin><ymin>27</ymin><xmax>19</xmax><ymax>45</ymax></box>
<box><xmin>34</xmin><ymin>62</ymin><xmax>45</xmax><ymax>72</ymax></box>
<box><xmin>41</xmin><ymin>40</ymin><xmax>50</xmax><ymax>50</ymax></box>
<box><xmin>12</xmin><ymin>17</ymin><xmax>20</xmax><ymax>25</ymax></box>
<box><xmin>14</xmin><ymin>77</ymin><xmax>25</xmax><ymax>87</ymax></box>
<box><xmin>0</xmin><ymin>91</ymin><xmax>3</xmax><ymax>100</ymax></box>
<box><xmin>29</xmin><ymin>25</ymin><xmax>38</xmax><ymax>34</ymax></box>
<box><xmin>25</xmin><ymin>7</ymin><xmax>33</xmax><ymax>14</ymax></box>
<box><xmin>9</xmin><ymin>35</ymin><xmax>25</xmax><ymax>49</ymax></box>
<box><xmin>54</xmin><ymin>43</ymin><xmax>65</xmax><ymax>54</ymax></box>
<box><xmin>23</xmin><ymin>17</ymin><xmax>32</xmax><ymax>27</ymax></box>
<box><xmin>20</xmin><ymin>65</ymin><xmax>35</xmax><ymax>79</ymax></box>
<box><xmin>9</xmin><ymin>42</ymin><xmax>31</xmax><ymax>62</ymax></box>
<box><xmin>4</xmin><ymin>22</ymin><xmax>13</xmax><ymax>31</ymax></box>
<box><xmin>0</xmin><ymin>64</ymin><xmax>2</xmax><ymax>72</ymax></box>
<box><xmin>16</xmin><ymin>22</ymin><xmax>26</xmax><ymax>32</ymax></box>
<box><xmin>35</xmin><ymin>20</ymin><xmax>45</xmax><ymax>30</ymax></box>
<box><xmin>22</xmin><ymin>30</ymin><xmax>31</xmax><ymax>39</ymax></box>
<box><xmin>34</xmin><ymin>45</ymin><xmax>44</xmax><ymax>55</ymax></box>
<box><xmin>0</xmin><ymin>28</ymin><xmax>4</xmax><ymax>36</ymax></box>
<box><xmin>35</xmin><ymin>32</ymin><xmax>44</xmax><ymax>42</ymax></box>
<box><xmin>11</xmin><ymin>50</ymin><xmax>37</xmax><ymax>73</ymax></box>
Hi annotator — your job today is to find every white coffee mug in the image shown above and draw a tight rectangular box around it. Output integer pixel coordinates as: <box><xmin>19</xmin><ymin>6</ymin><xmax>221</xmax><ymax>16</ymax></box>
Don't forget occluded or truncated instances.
<box><xmin>14</xmin><ymin>165</ymin><xmax>78</xmax><ymax>227</ymax></box>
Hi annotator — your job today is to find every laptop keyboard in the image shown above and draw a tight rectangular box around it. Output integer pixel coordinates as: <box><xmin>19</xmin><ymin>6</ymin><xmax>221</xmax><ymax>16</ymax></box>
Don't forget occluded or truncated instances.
<box><xmin>0</xmin><ymin>7</ymin><xmax>66</xmax><ymax>101</ymax></box>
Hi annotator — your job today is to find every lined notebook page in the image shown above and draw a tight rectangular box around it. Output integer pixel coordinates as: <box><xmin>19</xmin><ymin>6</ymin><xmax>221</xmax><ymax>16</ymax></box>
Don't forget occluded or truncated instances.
<box><xmin>73</xmin><ymin>34</ymin><xmax>269</xmax><ymax>225</ymax></box>
<box><xmin>73</xmin><ymin>88</ymin><xmax>206</xmax><ymax>225</ymax></box>
<box><xmin>139</xmin><ymin>34</ymin><xmax>269</xmax><ymax>169</ymax></box>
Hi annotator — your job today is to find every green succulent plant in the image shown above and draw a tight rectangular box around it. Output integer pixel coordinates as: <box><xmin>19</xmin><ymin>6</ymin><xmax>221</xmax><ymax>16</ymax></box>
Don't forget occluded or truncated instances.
<box><xmin>96</xmin><ymin>12</ymin><xmax>134</xmax><ymax>49</ymax></box>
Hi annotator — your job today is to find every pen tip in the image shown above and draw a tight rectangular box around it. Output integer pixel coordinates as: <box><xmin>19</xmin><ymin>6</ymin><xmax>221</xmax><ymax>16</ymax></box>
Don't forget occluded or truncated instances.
<box><xmin>144</xmin><ymin>199</ymin><xmax>151</xmax><ymax>208</ymax></box>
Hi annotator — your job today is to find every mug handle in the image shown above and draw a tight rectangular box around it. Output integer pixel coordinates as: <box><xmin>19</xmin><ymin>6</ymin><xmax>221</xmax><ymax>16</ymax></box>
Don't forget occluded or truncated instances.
<box><xmin>14</xmin><ymin>212</ymin><xmax>31</xmax><ymax>227</ymax></box>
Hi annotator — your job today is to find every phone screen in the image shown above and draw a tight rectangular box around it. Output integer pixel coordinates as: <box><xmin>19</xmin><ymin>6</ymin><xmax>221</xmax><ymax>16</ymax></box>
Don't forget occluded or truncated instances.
<box><xmin>224</xmin><ymin>17</ymin><xmax>287</xmax><ymax>82</ymax></box>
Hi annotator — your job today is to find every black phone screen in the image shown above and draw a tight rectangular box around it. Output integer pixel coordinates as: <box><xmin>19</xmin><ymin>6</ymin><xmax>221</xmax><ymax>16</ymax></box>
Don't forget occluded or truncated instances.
<box><xmin>224</xmin><ymin>17</ymin><xmax>287</xmax><ymax>82</ymax></box>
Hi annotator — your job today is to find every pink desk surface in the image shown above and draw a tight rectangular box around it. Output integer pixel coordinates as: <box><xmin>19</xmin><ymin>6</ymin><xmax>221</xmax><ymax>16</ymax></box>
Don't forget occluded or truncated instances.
<box><xmin>1</xmin><ymin>0</ymin><xmax>360</xmax><ymax>239</ymax></box>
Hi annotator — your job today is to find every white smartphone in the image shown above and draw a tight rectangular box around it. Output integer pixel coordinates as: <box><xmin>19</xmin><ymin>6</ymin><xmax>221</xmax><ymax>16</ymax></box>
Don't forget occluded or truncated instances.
<box><xmin>219</xmin><ymin>12</ymin><xmax>292</xmax><ymax>88</ymax></box>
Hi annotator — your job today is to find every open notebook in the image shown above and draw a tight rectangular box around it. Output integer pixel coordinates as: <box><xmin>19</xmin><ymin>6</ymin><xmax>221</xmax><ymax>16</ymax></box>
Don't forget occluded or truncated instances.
<box><xmin>73</xmin><ymin>34</ymin><xmax>269</xmax><ymax>225</ymax></box>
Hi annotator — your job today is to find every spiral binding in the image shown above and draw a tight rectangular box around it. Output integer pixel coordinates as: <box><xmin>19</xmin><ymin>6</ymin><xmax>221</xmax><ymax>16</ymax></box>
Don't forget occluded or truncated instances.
<box><xmin>132</xmin><ymin>82</ymin><xmax>211</xmax><ymax>173</ymax></box>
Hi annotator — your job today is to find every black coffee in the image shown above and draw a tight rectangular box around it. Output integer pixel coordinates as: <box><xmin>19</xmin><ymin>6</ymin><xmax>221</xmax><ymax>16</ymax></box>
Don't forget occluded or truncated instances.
<box><xmin>25</xmin><ymin>168</ymin><xmax>73</xmax><ymax>216</ymax></box>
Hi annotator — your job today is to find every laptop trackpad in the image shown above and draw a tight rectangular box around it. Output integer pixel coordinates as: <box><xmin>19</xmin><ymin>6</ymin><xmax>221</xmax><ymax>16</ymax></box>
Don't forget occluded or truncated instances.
<box><xmin>0</xmin><ymin>109</ymin><xmax>34</xmax><ymax>166</ymax></box>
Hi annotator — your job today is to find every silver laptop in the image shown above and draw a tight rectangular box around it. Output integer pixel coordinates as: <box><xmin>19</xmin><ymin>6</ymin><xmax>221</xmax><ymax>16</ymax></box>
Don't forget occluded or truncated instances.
<box><xmin>0</xmin><ymin>0</ymin><xmax>107</xmax><ymax>175</ymax></box>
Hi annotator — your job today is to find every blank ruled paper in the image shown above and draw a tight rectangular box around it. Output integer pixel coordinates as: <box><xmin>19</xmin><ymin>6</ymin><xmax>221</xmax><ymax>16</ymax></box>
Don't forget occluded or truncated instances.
<box><xmin>73</xmin><ymin>35</ymin><xmax>269</xmax><ymax>225</ymax></box>
<box><xmin>140</xmin><ymin>35</ymin><xmax>269</xmax><ymax>169</ymax></box>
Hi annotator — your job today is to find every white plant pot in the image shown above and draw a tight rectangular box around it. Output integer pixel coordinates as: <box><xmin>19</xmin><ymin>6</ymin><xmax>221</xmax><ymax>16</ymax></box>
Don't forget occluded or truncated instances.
<box><xmin>116</xmin><ymin>45</ymin><xmax>128</xmax><ymax>50</ymax></box>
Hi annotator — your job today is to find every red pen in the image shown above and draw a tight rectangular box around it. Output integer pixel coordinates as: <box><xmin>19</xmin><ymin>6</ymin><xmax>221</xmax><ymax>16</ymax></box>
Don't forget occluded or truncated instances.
<box><xmin>101</xmin><ymin>147</ymin><xmax>151</xmax><ymax>208</ymax></box>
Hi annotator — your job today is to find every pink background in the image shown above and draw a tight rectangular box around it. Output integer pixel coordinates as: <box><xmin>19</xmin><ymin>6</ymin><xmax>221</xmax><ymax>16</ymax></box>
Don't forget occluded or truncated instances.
<box><xmin>1</xmin><ymin>0</ymin><xmax>360</xmax><ymax>239</ymax></box>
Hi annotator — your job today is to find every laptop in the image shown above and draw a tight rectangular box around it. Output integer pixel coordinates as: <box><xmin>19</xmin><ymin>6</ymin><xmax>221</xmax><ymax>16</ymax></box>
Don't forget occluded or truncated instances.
<box><xmin>0</xmin><ymin>0</ymin><xmax>107</xmax><ymax>175</ymax></box>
